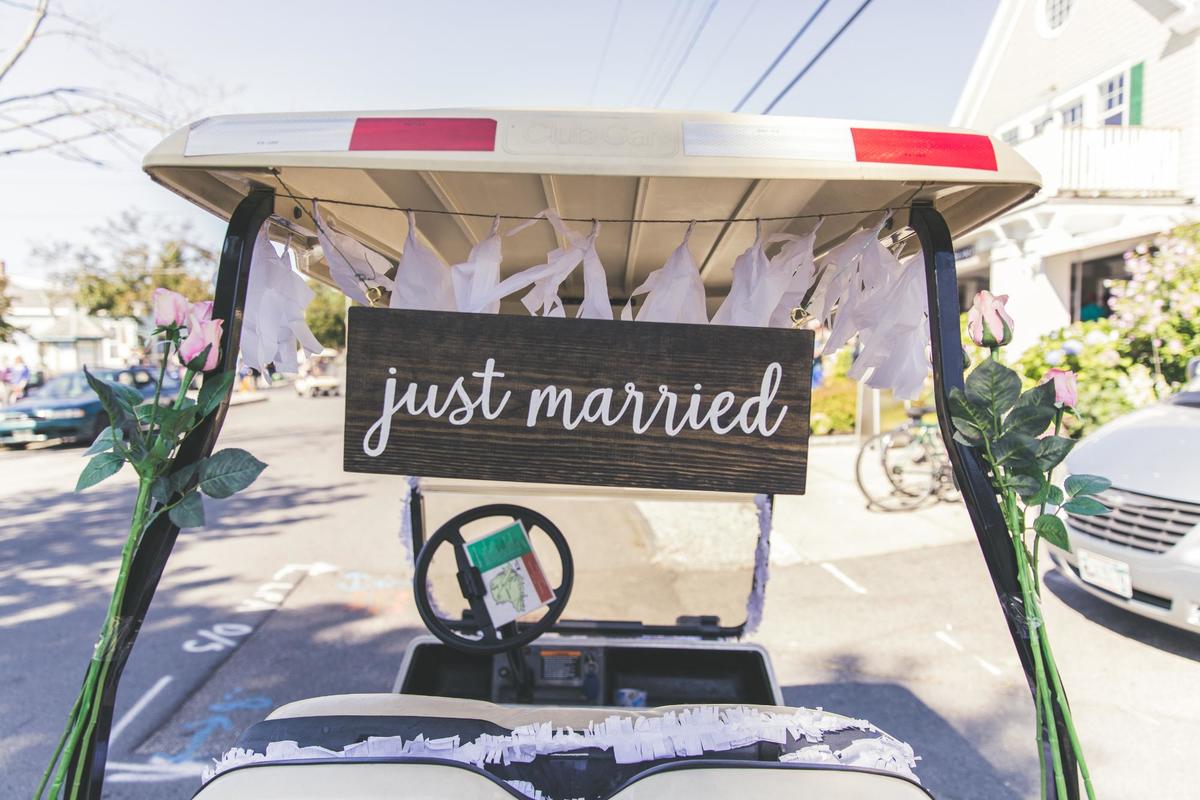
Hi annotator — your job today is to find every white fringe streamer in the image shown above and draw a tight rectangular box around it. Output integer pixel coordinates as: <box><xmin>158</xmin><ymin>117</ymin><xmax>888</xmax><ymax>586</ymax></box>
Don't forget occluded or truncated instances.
<box><xmin>202</xmin><ymin>705</ymin><xmax>919</xmax><ymax>794</ymax></box>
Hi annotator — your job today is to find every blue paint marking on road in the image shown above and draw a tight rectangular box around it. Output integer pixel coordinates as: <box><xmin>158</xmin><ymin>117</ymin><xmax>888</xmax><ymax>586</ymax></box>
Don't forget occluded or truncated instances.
<box><xmin>154</xmin><ymin>688</ymin><xmax>273</xmax><ymax>764</ymax></box>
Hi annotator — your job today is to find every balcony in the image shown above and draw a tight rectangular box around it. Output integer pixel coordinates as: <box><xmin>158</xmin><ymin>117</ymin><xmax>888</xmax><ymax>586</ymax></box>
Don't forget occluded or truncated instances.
<box><xmin>1015</xmin><ymin>126</ymin><xmax>1183</xmax><ymax>199</ymax></box>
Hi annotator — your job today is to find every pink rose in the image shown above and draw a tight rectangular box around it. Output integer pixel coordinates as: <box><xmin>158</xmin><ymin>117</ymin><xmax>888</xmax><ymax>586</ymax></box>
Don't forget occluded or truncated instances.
<box><xmin>190</xmin><ymin>300</ymin><xmax>214</xmax><ymax>322</ymax></box>
<box><xmin>152</xmin><ymin>288</ymin><xmax>190</xmax><ymax>328</ymax></box>
<box><xmin>179</xmin><ymin>317</ymin><xmax>223</xmax><ymax>371</ymax></box>
<box><xmin>1042</xmin><ymin>368</ymin><xmax>1078</xmax><ymax>407</ymax></box>
<box><xmin>966</xmin><ymin>290</ymin><xmax>1014</xmax><ymax>348</ymax></box>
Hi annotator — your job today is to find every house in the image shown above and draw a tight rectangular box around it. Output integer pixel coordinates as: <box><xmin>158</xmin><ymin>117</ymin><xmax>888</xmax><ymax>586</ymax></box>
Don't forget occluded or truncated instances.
<box><xmin>952</xmin><ymin>0</ymin><xmax>1200</xmax><ymax>349</ymax></box>
<box><xmin>0</xmin><ymin>266</ymin><xmax>140</xmax><ymax>375</ymax></box>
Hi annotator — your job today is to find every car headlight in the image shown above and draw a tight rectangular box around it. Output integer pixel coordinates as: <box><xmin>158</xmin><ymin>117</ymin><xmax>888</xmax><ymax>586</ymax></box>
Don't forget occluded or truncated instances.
<box><xmin>34</xmin><ymin>408</ymin><xmax>87</xmax><ymax>419</ymax></box>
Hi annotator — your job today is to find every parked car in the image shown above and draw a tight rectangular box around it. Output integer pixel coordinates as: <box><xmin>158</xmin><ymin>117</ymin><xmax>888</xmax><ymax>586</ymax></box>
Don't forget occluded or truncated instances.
<box><xmin>0</xmin><ymin>367</ymin><xmax>179</xmax><ymax>449</ymax></box>
<box><xmin>1048</xmin><ymin>359</ymin><xmax>1200</xmax><ymax>633</ymax></box>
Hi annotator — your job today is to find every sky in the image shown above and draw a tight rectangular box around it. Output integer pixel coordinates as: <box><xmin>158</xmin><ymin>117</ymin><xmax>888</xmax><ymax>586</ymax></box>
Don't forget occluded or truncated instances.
<box><xmin>0</xmin><ymin>0</ymin><xmax>1000</xmax><ymax>282</ymax></box>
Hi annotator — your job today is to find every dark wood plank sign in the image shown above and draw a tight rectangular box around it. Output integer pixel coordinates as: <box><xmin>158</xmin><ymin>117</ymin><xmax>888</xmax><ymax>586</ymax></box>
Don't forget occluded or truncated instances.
<box><xmin>343</xmin><ymin>308</ymin><xmax>813</xmax><ymax>494</ymax></box>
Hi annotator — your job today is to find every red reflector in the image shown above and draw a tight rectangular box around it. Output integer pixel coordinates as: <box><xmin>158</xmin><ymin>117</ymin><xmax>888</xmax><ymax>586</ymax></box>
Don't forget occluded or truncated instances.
<box><xmin>850</xmin><ymin>128</ymin><xmax>997</xmax><ymax>171</ymax></box>
<box><xmin>349</xmin><ymin>117</ymin><xmax>497</xmax><ymax>152</ymax></box>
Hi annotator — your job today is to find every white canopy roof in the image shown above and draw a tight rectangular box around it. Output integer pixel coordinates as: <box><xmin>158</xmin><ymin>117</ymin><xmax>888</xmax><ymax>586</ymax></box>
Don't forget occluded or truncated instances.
<box><xmin>143</xmin><ymin>108</ymin><xmax>1040</xmax><ymax>299</ymax></box>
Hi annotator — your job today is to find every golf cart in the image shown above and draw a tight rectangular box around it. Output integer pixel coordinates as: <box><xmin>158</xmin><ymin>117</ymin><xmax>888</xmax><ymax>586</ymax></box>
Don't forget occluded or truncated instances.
<box><xmin>295</xmin><ymin>348</ymin><xmax>343</xmax><ymax>397</ymax></box>
<box><xmin>68</xmin><ymin>109</ymin><xmax>1064</xmax><ymax>800</ymax></box>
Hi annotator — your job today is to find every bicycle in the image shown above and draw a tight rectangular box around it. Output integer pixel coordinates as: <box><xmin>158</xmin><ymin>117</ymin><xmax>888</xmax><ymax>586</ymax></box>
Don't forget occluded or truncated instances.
<box><xmin>855</xmin><ymin>406</ymin><xmax>960</xmax><ymax>512</ymax></box>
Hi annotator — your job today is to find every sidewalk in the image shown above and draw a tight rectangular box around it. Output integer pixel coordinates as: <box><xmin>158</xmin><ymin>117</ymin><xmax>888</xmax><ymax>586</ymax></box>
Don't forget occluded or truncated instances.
<box><xmin>771</xmin><ymin>439</ymin><xmax>973</xmax><ymax>566</ymax></box>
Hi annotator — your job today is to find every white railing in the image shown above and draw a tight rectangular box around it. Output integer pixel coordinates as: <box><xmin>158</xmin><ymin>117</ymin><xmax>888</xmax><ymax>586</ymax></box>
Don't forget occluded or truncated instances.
<box><xmin>1015</xmin><ymin>126</ymin><xmax>1182</xmax><ymax>198</ymax></box>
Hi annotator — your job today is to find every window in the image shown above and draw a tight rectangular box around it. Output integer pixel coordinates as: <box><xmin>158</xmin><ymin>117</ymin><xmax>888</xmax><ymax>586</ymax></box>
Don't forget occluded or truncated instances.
<box><xmin>1059</xmin><ymin>101</ymin><xmax>1084</xmax><ymax>126</ymax></box>
<box><xmin>1001</xmin><ymin>128</ymin><xmax>1020</xmax><ymax>145</ymax></box>
<box><xmin>1099</xmin><ymin>73</ymin><xmax>1126</xmax><ymax>125</ymax></box>
<box><xmin>1041</xmin><ymin>0</ymin><xmax>1074</xmax><ymax>34</ymax></box>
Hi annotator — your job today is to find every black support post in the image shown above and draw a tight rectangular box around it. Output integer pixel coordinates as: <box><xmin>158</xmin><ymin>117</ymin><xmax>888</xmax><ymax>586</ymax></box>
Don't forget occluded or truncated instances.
<box><xmin>74</xmin><ymin>189</ymin><xmax>275</xmax><ymax>799</ymax></box>
<box><xmin>909</xmin><ymin>203</ymin><xmax>1079</xmax><ymax>800</ymax></box>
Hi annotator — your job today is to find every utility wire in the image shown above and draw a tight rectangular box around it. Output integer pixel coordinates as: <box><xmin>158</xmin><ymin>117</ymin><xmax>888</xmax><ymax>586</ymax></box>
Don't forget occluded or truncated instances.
<box><xmin>684</xmin><ymin>0</ymin><xmax>761</xmax><ymax>105</ymax></box>
<box><xmin>732</xmin><ymin>0</ymin><xmax>833</xmax><ymax>112</ymax></box>
<box><xmin>652</xmin><ymin>0</ymin><xmax>719</xmax><ymax>107</ymax></box>
<box><xmin>589</xmin><ymin>0</ymin><xmax>624</xmax><ymax>105</ymax></box>
<box><xmin>633</xmin><ymin>0</ymin><xmax>691</xmax><ymax>106</ymax></box>
<box><xmin>762</xmin><ymin>0</ymin><xmax>875</xmax><ymax>114</ymax></box>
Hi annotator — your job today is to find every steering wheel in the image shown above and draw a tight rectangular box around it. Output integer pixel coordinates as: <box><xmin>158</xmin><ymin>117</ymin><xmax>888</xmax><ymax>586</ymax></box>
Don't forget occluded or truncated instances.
<box><xmin>412</xmin><ymin>504</ymin><xmax>574</xmax><ymax>655</ymax></box>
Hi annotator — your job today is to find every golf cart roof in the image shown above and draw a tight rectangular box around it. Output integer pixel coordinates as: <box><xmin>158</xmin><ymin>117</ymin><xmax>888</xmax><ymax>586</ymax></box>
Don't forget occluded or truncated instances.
<box><xmin>143</xmin><ymin>108</ymin><xmax>1039</xmax><ymax>299</ymax></box>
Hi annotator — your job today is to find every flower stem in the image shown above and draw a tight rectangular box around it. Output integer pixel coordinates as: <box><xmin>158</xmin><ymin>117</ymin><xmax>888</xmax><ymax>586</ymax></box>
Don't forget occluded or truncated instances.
<box><xmin>1040</xmin><ymin>626</ymin><xmax>1098</xmax><ymax>800</ymax></box>
<box><xmin>48</xmin><ymin>476</ymin><xmax>153</xmax><ymax>799</ymax></box>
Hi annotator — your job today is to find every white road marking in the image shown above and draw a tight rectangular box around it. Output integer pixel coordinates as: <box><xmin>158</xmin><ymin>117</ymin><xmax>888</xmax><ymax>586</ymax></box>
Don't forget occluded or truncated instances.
<box><xmin>974</xmin><ymin>656</ymin><xmax>1003</xmax><ymax>676</ymax></box>
<box><xmin>934</xmin><ymin>630</ymin><xmax>965</xmax><ymax>651</ymax></box>
<box><xmin>109</xmin><ymin>675</ymin><xmax>173</xmax><ymax>745</ymax></box>
<box><xmin>819</xmin><ymin>562</ymin><xmax>868</xmax><ymax>594</ymax></box>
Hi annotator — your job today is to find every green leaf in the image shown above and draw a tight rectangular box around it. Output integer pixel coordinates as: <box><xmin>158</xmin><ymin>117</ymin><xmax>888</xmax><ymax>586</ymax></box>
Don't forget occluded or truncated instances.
<box><xmin>992</xmin><ymin>431</ymin><xmax>1039</xmax><ymax>470</ymax></box>
<box><xmin>151</xmin><ymin>475</ymin><xmax>171</xmax><ymax>503</ymax></box>
<box><xmin>1013</xmin><ymin>380</ymin><xmax>1056</xmax><ymax>411</ymax></box>
<box><xmin>949</xmin><ymin>388</ymin><xmax>990</xmax><ymax>441</ymax></box>
<box><xmin>1034</xmin><ymin>514</ymin><xmax>1070</xmax><ymax>550</ymax></box>
<box><xmin>1030</xmin><ymin>483</ymin><xmax>1065</xmax><ymax>507</ymax></box>
<box><xmin>169</xmin><ymin>460</ymin><xmax>203</xmax><ymax>495</ymax></box>
<box><xmin>76</xmin><ymin>451</ymin><xmax>125</xmax><ymax>491</ymax></box>
<box><xmin>964</xmin><ymin>357</ymin><xmax>1021</xmax><ymax>417</ymax></box>
<box><xmin>197</xmin><ymin>372</ymin><xmax>236</xmax><ymax>417</ymax></box>
<box><xmin>168</xmin><ymin>491</ymin><xmax>205</xmax><ymax>528</ymax></box>
<box><xmin>84</xmin><ymin>368</ymin><xmax>136</xmax><ymax>425</ymax></box>
<box><xmin>1003</xmin><ymin>404</ymin><xmax>1056</xmax><ymax>439</ymax></box>
<box><xmin>1035</xmin><ymin>435</ymin><xmax>1075</xmax><ymax>472</ymax></box>
<box><xmin>83</xmin><ymin>426</ymin><xmax>123</xmax><ymax>456</ymax></box>
<box><xmin>198</xmin><ymin>448</ymin><xmax>267</xmax><ymax>498</ymax></box>
<box><xmin>1062</xmin><ymin>496</ymin><xmax>1109</xmax><ymax>516</ymax></box>
<box><xmin>952</xmin><ymin>430</ymin><xmax>978</xmax><ymax>448</ymax></box>
<box><xmin>1009</xmin><ymin>473</ymin><xmax>1043</xmax><ymax>501</ymax></box>
<box><xmin>1065</xmin><ymin>474</ymin><xmax>1112</xmax><ymax>498</ymax></box>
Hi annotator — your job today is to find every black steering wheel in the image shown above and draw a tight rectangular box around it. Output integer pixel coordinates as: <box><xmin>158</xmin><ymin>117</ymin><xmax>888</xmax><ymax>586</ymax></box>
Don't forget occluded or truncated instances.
<box><xmin>412</xmin><ymin>504</ymin><xmax>573</xmax><ymax>656</ymax></box>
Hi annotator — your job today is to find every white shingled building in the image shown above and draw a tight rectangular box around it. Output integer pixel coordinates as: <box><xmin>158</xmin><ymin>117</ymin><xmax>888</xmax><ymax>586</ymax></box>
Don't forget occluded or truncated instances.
<box><xmin>952</xmin><ymin>0</ymin><xmax>1200</xmax><ymax>349</ymax></box>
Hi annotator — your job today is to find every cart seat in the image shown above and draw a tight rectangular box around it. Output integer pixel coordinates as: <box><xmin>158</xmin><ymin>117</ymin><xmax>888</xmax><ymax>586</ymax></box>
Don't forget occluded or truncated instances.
<box><xmin>197</xmin><ymin>693</ymin><xmax>929</xmax><ymax>800</ymax></box>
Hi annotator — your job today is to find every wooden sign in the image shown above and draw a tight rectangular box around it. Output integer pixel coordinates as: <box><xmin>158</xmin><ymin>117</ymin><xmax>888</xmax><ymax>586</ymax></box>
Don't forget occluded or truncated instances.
<box><xmin>343</xmin><ymin>308</ymin><xmax>813</xmax><ymax>494</ymax></box>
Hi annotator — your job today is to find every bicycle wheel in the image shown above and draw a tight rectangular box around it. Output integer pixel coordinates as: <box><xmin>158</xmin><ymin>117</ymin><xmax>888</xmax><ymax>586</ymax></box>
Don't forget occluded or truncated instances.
<box><xmin>925</xmin><ymin>428</ymin><xmax>963</xmax><ymax>504</ymax></box>
<box><xmin>855</xmin><ymin>428</ymin><xmax>938</xmax><ymax>512</ymax></box>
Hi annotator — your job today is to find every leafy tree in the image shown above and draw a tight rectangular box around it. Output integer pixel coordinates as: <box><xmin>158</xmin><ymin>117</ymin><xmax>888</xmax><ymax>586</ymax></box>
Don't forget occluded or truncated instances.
<box><xmin>37</xmin><ymin>210</ymin><xmax>215</xmax><ymax>321</ymax></box>
<box><xmin>0</xmin><ymin>271</ymin><xmax>16</xmax><ymax>342</ymax></box>
<box><xmin>304</xmin><ymin>283</ymin><xmax>347</xmax><ymax>349</ymax></box>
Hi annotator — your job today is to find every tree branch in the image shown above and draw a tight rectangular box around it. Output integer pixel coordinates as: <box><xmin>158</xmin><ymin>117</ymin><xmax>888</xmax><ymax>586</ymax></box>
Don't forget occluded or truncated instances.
<box><xmin>0</xmin><ymin>0</ymin><xmax>48</xmax><ymax>85</ymax></box>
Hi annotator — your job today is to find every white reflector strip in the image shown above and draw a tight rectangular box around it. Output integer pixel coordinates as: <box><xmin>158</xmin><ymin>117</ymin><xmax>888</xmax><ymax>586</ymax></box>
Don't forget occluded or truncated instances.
<box><xmin>683</xmin><ymin>121</ymin><xmax>856</xmax><ymax>162</ymax></box>
<box><xmin>185</xmin><ymin>116</ymin><xmax>356</xmax><ymax>156</ymax></box>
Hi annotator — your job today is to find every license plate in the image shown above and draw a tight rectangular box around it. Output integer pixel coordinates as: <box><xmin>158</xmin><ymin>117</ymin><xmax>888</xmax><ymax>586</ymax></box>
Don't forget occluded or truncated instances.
<box><xmin>8</xmin><ymin>429</ymin><xmax>37</xmax><ymax>442</ymax></box>
<box><xmin>1077</xmin><ymin>549</ymin><xmax>1132</xmax><ymax>599</ymax></box>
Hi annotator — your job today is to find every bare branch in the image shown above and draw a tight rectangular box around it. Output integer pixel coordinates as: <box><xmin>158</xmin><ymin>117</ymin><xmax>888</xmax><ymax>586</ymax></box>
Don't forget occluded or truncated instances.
<box><xmin>0</xmin><ymin>0</ymin><xmax>47</xmax><ymax>85</ymax></box>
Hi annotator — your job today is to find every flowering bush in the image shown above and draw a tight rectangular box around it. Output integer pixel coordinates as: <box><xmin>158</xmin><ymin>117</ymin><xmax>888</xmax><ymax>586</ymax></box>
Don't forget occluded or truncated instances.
<box><xmin>38</xmin><ymin>290</ymin><xmax>266</xmax><ymax>800</ymax></box>
<box><xmin>952</xmin><ymin>291</ymin><xmax>1107</xmax><ymax>800</ymax></box>
<box><xmin>1016</xmin><ymin>223</ymin><xmax>1200</xmax><ymax>434</ymax></box>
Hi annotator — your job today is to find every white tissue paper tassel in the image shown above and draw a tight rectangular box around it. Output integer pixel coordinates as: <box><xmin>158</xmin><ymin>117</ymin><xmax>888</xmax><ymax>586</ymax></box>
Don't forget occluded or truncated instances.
<box><xmin>816</xmin><ymin>221</ymin><xmax>892</xmax><ymax>357</ymax></box>
<box><xmin>712</xmin><ymin>224</ymin><xmax>820</xmax><ymax>329</ymax></box>
<box><xmin>241</xmin><ymin>230</ymin><xmax>323</xmax><ymax>374</ymax></box>
<box><xmin>621</xmin><ymin>223</ymin><xmax>707</xmax><ymax>324</ymax></box>
<box><xmin>766</xmin><ymin>223</ymin><xmax>822</xmax><ymax>328</ymax></box>
<box><xmin>312</xmin><ymin>204</ymin><xmax>394</xmax><ymax>306</ymax></box>
<box><xmin>511</xmin><ymin>211</ymin><xmax>612</xmax><ymax>319</ymax></box>
<box><xmin>846</xmin><ymin>250</ymin><xmax>931</xmax><ymax>400</ymax></box>
<box><xmin>390</xmin><ymin>210</ymin><xmax>457</xmax><ymax>311</ymax></box>
<box><xmin>451</xmin><ymin>218</ymin><xmax>504</xmax><ymax>314</ymax></box>
<box><xmin>743</xmin><ymin>493</ymin><xmax>773</xmax><ymax>635</ymax></box>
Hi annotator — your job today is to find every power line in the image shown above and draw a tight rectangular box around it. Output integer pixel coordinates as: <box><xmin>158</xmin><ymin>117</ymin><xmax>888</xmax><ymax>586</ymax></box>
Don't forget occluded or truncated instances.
<box><xmin>684</xmin><ymin>0</ymin><xmax>761</xmax><ymax>105</ymax></box>
<box><xmin>589</xmin><ymin>0</ymin><xmax>624</xmax><ymax>105</ymax></box>
<box><xmin>732</xmin><ymin>0</ymin><xmax>833</xmax><ymax>113</ymax></box>
<box><xmin>652</xmin><ymin>0</ymin><xmax>719</xmax><ymax>107</ymax></box>
<box><xmin>631</xmin><ymin>0</ymin><xmax>690</xmax><ymax>106</ymax></box>
<box><xmin>762</xmin><ymin>0</ymin><xmax>876</xmax><ymax>114</ymax></box>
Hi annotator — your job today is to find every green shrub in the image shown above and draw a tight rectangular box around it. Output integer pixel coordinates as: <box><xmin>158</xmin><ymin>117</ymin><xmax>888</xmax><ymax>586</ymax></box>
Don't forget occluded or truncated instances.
<box><xmin>811</xmin><ymin>376</ymin><xmax>857</xmax><ymax>435</ymax></box>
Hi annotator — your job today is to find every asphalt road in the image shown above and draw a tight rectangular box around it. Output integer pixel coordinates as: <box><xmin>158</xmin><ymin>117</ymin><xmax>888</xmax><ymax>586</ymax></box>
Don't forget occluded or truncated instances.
<box><xmin>1</xmin><ymin>390</ymin><xmax>1197</xmax><ymax>799</ymax></box>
